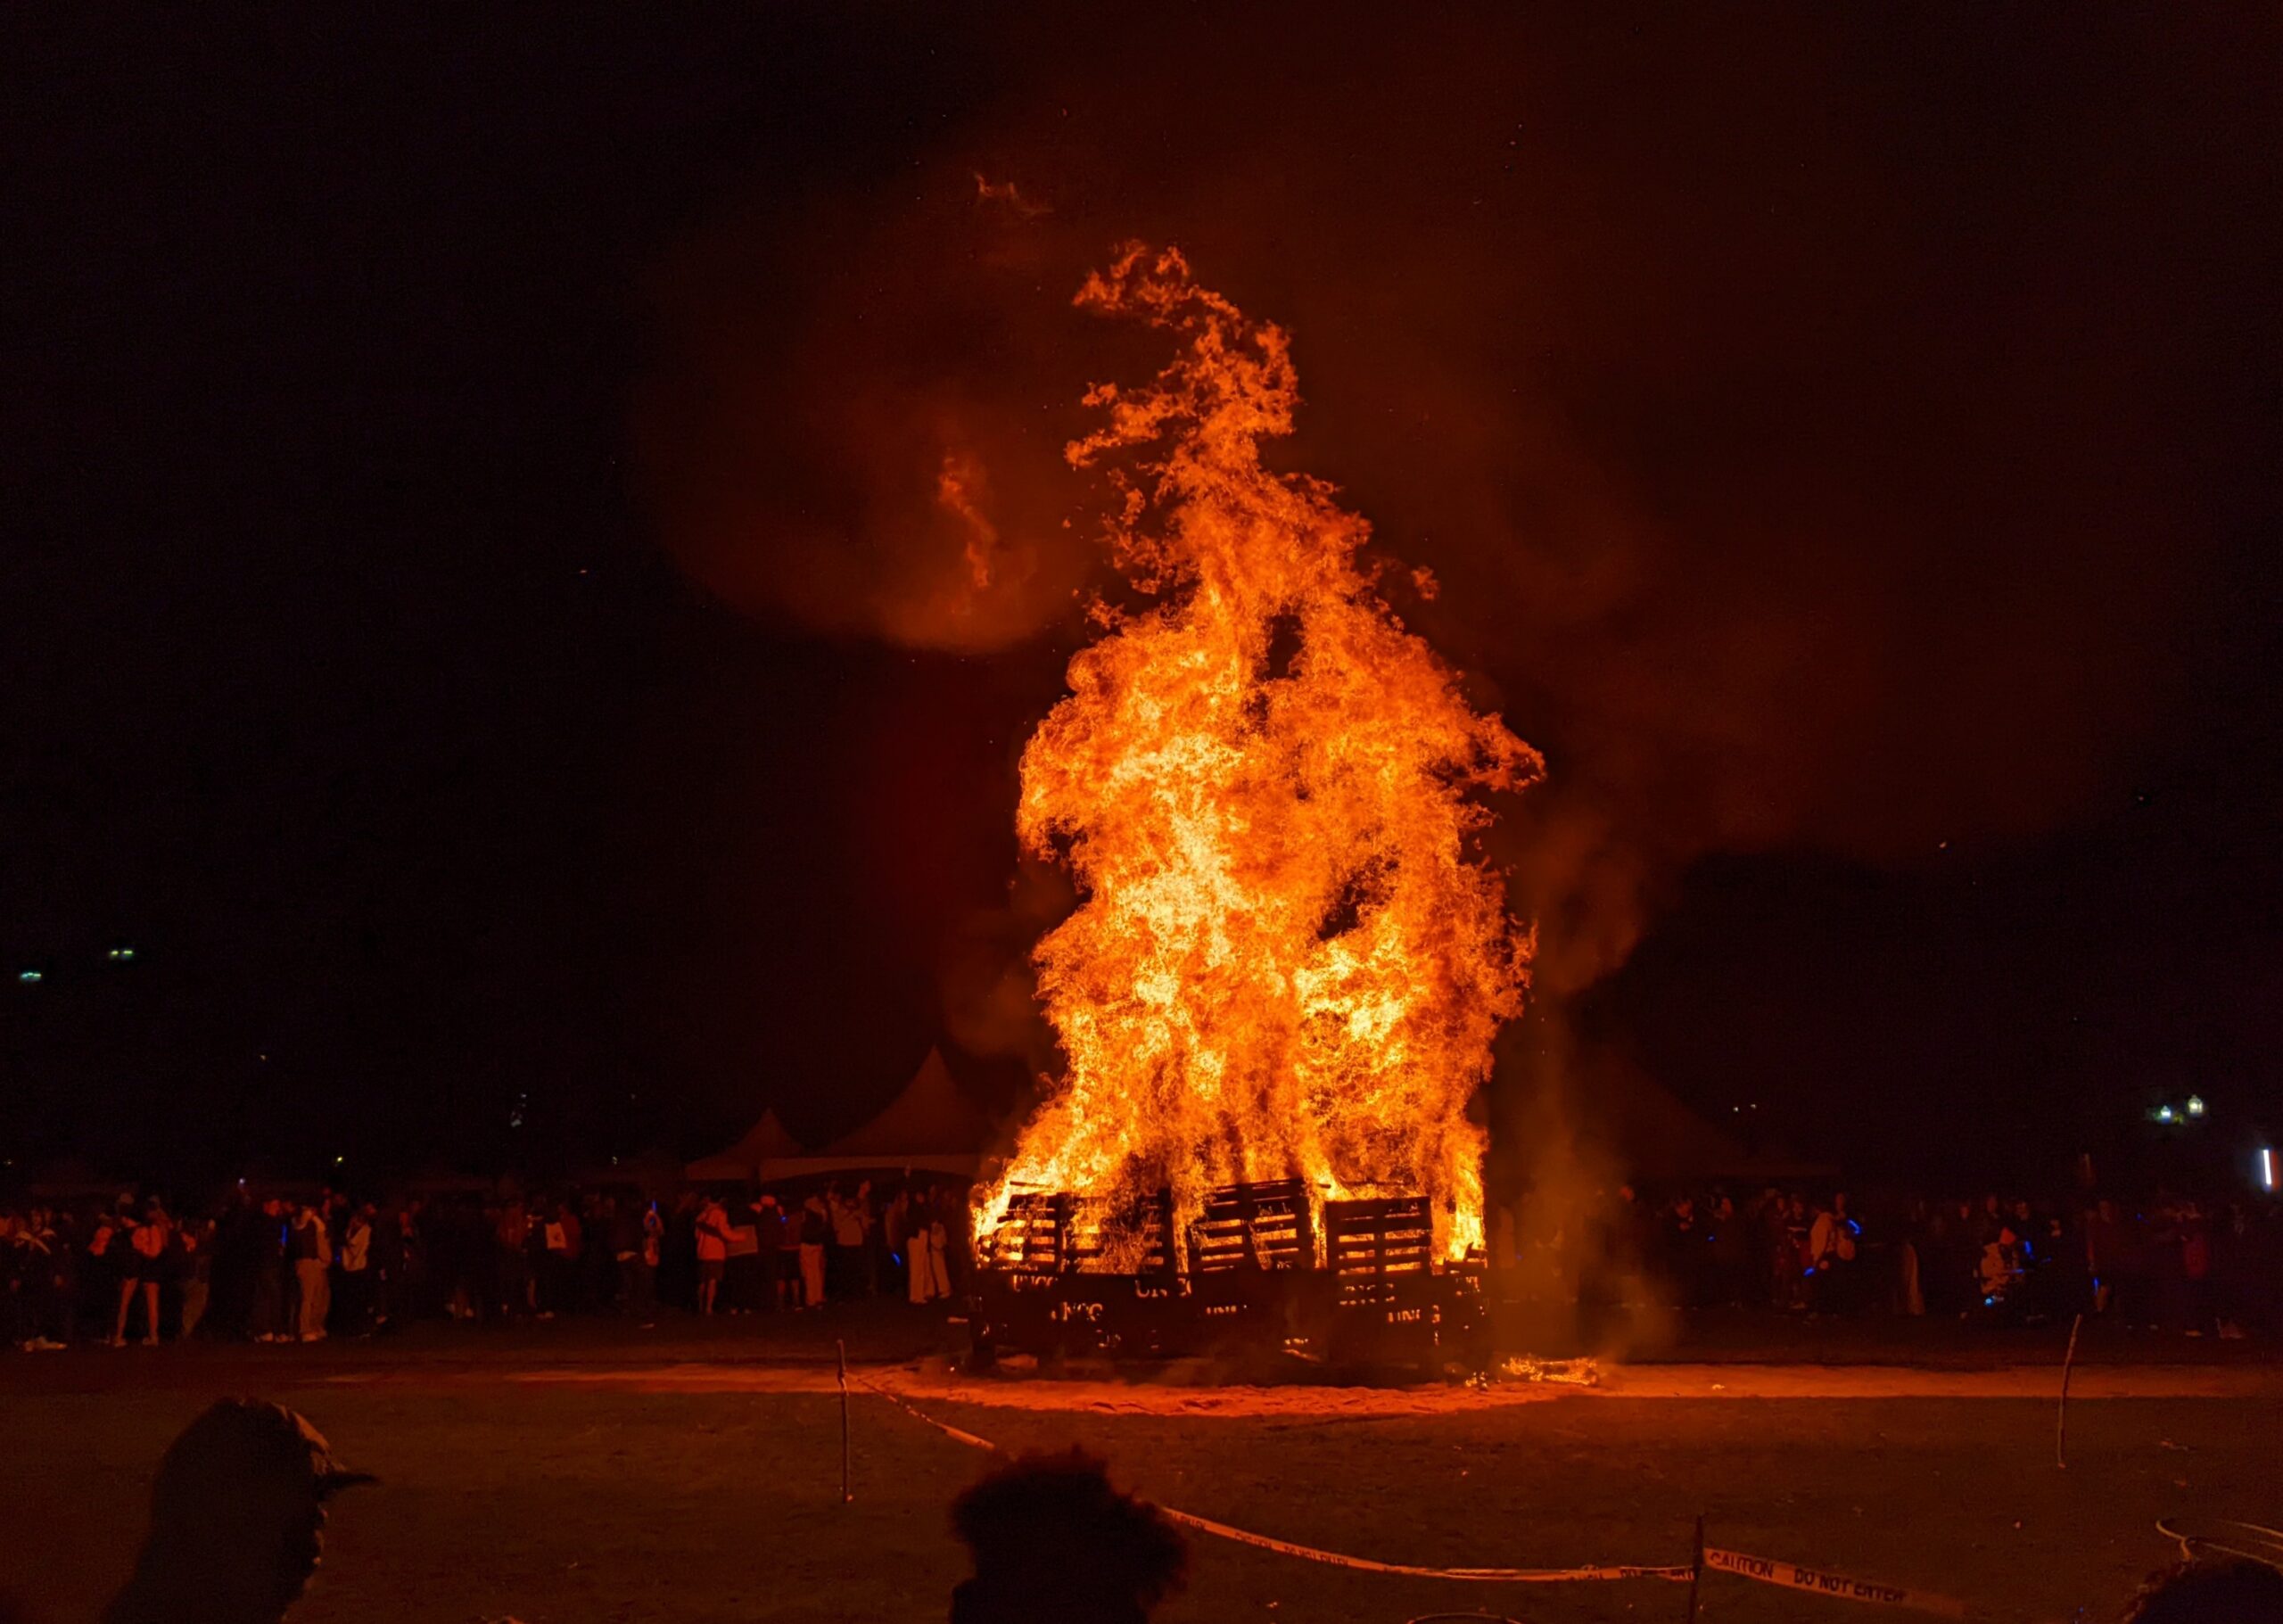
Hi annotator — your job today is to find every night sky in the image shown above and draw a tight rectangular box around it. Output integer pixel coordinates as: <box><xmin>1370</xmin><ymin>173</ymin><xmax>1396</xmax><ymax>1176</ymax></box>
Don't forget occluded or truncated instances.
<box><xmin>4</xmin><ymin>9</ymin><xmax>2277</xmax><ymax>1191</ymax></box>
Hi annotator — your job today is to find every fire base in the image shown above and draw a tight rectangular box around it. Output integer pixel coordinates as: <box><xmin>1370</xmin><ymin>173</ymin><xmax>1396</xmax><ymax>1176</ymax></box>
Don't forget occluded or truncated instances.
<box><xmin>968</xmin><ymin>1179</ymin><xmax>1490</xmax><ymax>1375</ymax></box>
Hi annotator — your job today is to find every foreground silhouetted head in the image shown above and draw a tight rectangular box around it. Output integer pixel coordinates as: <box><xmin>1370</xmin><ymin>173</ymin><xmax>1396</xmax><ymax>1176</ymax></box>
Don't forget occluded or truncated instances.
<box><xmin>949</xmin><ymin>1448</ymin><xmax>1187</xmax><ymax>1624</ymax></box>
<box><xmin>103</xmin><ymin>1399</ymin><xmax>375</xmax><ymax>1624</ymax></box>
<box><xmin>2124</xmin><ymin>1559</ymin><xmax>2283</xmax><ymax>1624</ymax></box>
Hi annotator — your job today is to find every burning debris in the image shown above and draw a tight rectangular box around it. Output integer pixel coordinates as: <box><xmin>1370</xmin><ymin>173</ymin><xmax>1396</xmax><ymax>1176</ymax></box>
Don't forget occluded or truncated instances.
<box><xmin>974</xmin><ymin>245</ymin><xmax>1540</xmax><ymax>1272</ymax></box>
<box><xmin>1498</xmin><ymin>1354</ymin><xmax>1602</xmax><ymax>1388</ymax></box>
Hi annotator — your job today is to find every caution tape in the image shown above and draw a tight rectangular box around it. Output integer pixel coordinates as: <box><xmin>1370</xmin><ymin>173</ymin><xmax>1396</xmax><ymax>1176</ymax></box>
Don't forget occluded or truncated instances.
<box><xmin>1151</xmin><ymin>1505</ymin><xmax>1688</xmax><ymax>1584</ymax></box>
<box><xmin>860</xmin><ymin>1376</ymin><xmax>1976</xmax><ymax>1612</ymax></box>
<box><xmin>856</xmin><ymin>1376</ymin><xmax>1688</xmax><ymax>1585</ymax></box>
<box><xmin>860</xmin><ymin>1381</ymin><xmax>1001</xmax><ymax>1455</ymax></box>
<box><xmin>2157</xmin><ymin>1518</ymin><xmax>2283</xmax><ymax>1567</ymax></box>
<box><xmin>1704</xmin><ymin>1546</ymin><xmax>1969</xmax><ymax>1619</ymax></box>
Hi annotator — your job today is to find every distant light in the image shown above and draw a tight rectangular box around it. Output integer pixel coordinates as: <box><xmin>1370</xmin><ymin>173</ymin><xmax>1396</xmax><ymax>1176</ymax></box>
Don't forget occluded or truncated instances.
<box><xmin>2261</xmin><ymin>1148</ymin><xmax>2276</xmax><ymax>1191</ymax></box>
<box><xmin>106</xmin><ymin>947</ymin><xmax>136</xmax><ymax>961</ymax></box>
<box><xmin>16</xmin><ymin>969</ymin><xmax>40</xmax><ymax>984</ymax></box>
<box><xmin>333</xmin><ymin>1155</ymin><xmax>344</xmax><ymax>1166</ymax></box>
<box><xmin>2155</xmin><ymin>1105</ymin><xmax>2176</xmax><ymax>1124</ymax></box>
<box><xmin>2185</xmin><ymin>1095</ymin><xmax>2205</xmax><ymax>1117</ymax></box>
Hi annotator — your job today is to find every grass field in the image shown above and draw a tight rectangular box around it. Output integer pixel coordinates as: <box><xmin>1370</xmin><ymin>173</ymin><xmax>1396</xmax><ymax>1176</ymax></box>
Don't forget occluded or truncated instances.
<box><xmin>2</xmin><ymin>1313</ymin><xmax>2274</xmax><ymax>1624</ymax></box>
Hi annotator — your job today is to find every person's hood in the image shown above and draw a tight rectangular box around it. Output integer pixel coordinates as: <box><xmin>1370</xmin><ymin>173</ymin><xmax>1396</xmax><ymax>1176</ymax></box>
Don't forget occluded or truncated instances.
<box><xmin>103</xmin><ymin>1400</ymin><xmax>376</xmax><ymax>1624</ymax></box>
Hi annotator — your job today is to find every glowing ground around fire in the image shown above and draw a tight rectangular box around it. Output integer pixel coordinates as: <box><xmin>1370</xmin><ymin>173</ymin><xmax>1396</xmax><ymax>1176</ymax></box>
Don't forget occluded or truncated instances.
<box><xmin>2</xmin><ymin>1322</ymin><xmax>2275</xmax><ymax>1624</ymax></box>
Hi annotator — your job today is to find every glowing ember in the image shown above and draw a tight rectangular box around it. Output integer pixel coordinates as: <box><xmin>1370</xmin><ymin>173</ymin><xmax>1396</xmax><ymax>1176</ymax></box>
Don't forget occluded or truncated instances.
<box><xmin>975</xmin><ymin>245</ymin><xmax>1541</xmax><ymax>1265</ymax></box>
<box><xmin>1499</xmin><ymin>1356</ymin><xmax>1603</xmax><ymax>1388</ymax></box>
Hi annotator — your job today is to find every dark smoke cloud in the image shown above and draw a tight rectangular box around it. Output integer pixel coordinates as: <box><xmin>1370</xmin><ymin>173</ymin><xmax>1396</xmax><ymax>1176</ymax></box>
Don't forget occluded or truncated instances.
<box><xmin>637</xmin><ymin>8</ymin><xmax>2277</xmax><ymax>1030</ymax></box>
<box><xmin>634</xmin><ymin>180</ymin><xmax>1100</xmax><ymax>653</ymax></box>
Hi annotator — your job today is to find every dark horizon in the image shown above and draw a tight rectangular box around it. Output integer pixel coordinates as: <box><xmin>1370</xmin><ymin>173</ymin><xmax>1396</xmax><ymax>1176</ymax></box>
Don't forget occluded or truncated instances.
<box><xmin>4</xmin><ymin>8</ymin><xmax>2278</xmax><ymax>1195</ymax></box>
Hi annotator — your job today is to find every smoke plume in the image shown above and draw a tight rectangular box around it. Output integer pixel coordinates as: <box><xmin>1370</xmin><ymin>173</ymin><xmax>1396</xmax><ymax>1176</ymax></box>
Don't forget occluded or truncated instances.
<box><xmin>634</xmin><ymin>9</ymin><xmax>2276</xmax><ymax>1214</ymax></box>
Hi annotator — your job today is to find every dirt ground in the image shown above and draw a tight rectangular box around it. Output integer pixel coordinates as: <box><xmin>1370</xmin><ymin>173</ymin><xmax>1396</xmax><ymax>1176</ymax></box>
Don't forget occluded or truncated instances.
<box><xmin>2</xmin><ymin>1314</ymin><xmax>2275</xmax><ymax>1624</ymax></box>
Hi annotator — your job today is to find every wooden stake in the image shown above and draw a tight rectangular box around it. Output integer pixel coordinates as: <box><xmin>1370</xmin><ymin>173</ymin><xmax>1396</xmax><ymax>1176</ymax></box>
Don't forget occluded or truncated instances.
<box><xmin>1686</xmin><ymin>1513</ymin><xmax>1705</xmax><ymax>1623</ymax></box>
<box><xmin>837</xmin><ymin>1337</ymin><xmax>853</xmax><ymax>1504</ymax></box>
<box><xmin>2056</xmin><ymin>1312</ymin><xmax>2082</xmax><ymax>1471</ymax></box>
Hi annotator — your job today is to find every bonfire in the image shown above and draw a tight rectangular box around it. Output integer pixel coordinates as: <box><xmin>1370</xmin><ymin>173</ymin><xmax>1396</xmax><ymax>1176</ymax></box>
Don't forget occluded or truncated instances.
<box><xmin>975</xmin><ymin>246</ymin><xmax>1540</xmax><ymax>1268</ymax></box>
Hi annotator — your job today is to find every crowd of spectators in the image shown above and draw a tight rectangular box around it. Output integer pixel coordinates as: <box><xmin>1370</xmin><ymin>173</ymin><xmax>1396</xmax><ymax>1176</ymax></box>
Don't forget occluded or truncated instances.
<box><xmin>9</xmin><ymin>1175</ymin><xmax>2279</xmax><ymax>1351</ymax></box>
<box><xmin>1611</xmin><ymin>1185</ymin><xmax>2283</xmax><ymax>1333</ymax></box>
<box><xmin>0</xmin><ymin>1177</ymin><xmax>973</xmax><ymax>1350</ymax></box>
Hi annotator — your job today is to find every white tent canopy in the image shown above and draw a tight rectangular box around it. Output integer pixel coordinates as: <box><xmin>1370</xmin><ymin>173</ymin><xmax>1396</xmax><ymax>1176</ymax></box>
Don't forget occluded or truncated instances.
<box><xmin>686</xmin><ymin>1047</ymin><xmax>996</xmax><ymax>1184</ymax></box>
<box><xmin>682</xmin><ymin>1108</ymin><xmax>804</xmax><ymax>1184</ymax></box>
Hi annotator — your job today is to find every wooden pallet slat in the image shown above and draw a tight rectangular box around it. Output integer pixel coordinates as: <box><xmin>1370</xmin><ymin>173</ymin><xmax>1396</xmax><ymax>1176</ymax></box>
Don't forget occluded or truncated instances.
<box><xmin>1323</xmin><ymin>1194</ymin><xmax>1433</xmax><ymax>1282</ymax></box>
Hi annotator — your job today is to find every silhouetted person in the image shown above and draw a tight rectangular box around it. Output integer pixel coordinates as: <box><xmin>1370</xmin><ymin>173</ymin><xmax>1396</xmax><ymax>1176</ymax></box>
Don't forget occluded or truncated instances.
<box><xmin>2122</xmin><ymin>1559</ymin><xmax>2283</xmax><ymax>1624</ymax></box>
<box><xmin>103</xmin><ymin>1399</ymin><xmax>375</xmax><ymax>1624</ymax></box>
<box><xmin>112</xmin><ymin>1198</ymin><xmax>171</xmax><ymax>1347</ymax></box>
<box><xmin>949</xmin><ymin>1448</ymin><xmax>1186</xmax><ymax>1624</ymax></box>
<box><xmin>251</xmin><ymin>1199</ymin><xmax>290</xmax><ymax>1342</ymax></box>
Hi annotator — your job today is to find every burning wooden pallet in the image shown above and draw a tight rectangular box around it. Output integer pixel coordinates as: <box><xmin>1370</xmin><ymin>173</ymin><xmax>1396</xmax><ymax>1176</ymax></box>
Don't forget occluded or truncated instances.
<box><xmin>984</xmin><ymin>1190</ymin><xmax>1176</xmax><ymax>1274</ymax></box>
<box><xmin>1323</xmin><ymin>1195</ymin><xmax>1433</xmax><ymax>1274</ymax></box>
<box><xmin>1191</xmin><ymin>1177</ymin><xmax>1313</xmax><ymax>1273</ymax></box>
<box><xmin>970</xmin><ymin>1179</ymin><xmax>1488</xmax><ymax>1373</ymax></box>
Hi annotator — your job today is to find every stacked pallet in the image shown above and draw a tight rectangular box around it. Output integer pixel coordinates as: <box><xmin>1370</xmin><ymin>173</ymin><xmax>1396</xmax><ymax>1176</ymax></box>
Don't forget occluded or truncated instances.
<box><xmin>984</xmin><ymin>1190</ymin><xmax>1177</xmax><ymax>1274</ymax></box>
<box><xmin>1323</xmin><ymin>1196</ymin><xmax>1433</xmax><ymax>1307</ymax></box>
<box><xmin>982</xmin><ymin>1191</ymin><xmax>1067</xmax><ymax>1273</ymax></box>
<box><xmin>1191</xmin><ymin>1178</ymin><xmax>1314</xmax><ymax>1273</ymax></box>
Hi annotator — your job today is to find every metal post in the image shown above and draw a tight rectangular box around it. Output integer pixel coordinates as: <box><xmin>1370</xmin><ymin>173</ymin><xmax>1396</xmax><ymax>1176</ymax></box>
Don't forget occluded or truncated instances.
<box><xmin>1686</xmin><ymin>1514</ymin><xmax>1705</xmax><ymax>1624</ymax></box>
<box><xmin>837</xmin><ymin>1337</ymin><xmax>853</xmax><ymax>1504</ymax></box>
<box><xmin>2056</xmin><ymin>1312</ymin><xmax>2082</xmax><ymax>1470</ymax></box>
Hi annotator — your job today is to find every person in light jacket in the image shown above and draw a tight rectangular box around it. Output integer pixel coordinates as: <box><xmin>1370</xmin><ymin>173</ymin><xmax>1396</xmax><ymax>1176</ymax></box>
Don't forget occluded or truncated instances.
<box><xmin>694</xmin><ymin>1195</ymin><xmax>729</xmax><ymax>1315</ymax></box>
<box><xmin>290</xmin><ymin>1204</ymin><xmax>331</xmax><ymax>1342</ymax></box>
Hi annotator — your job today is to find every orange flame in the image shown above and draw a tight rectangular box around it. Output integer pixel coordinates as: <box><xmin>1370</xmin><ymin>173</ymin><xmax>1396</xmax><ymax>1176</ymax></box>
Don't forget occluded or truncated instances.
<box><xmin>975</xmin><ymin>245</ymin><xmax>1542</xmax><ymax>1265</ymax></box>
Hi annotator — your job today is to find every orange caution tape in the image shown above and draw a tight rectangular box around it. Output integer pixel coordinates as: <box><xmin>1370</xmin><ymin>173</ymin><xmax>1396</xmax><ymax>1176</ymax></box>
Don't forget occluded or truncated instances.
<box><xmin>863</xmin><ymin>1377</ymin><xmax>1978</xmax><ymax>1612</ymax></box>
<box><xmin>858</xmin><ymin>1378</ymin><xmax>1688</xmax><ymax>1585</ymax></box>
<box><xmin>1704</xmin><ymin>1546</ymin><xmax>1970</xmax><ymax>1619</ymax></box>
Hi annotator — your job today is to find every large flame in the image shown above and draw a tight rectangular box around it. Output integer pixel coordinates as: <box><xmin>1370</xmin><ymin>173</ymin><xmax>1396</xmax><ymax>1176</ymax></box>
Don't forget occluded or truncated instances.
<box><xmin>975</xmin><ymin>246</ymin><xmax>1541</xmax><ymax>1265</ymax></box>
